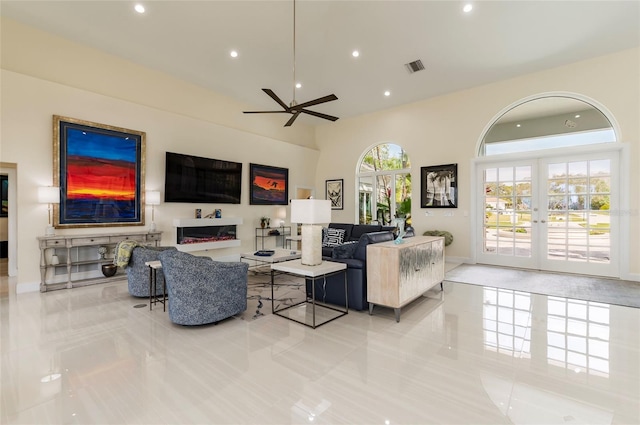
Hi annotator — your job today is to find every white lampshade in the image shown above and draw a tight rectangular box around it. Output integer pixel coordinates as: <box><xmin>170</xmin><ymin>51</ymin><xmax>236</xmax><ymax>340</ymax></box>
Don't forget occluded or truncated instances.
<box><xmin>290</xmin><ymin>199</ymin><xmax>331</xmax><ymax>224</ymax></box>
<box><xmin>146</xmin><ymin>191</ymin><xmax>161</xmax><ymax>205</ymax></box>
<box><xmin>38</xmin><ymin>187</ymin><xmax>60</xmax><ymax>204</ymax></box>
<box><xmin>291</xmin><ymin>199</ymin><xmax>331</xmax><ymax>266</ymax></box>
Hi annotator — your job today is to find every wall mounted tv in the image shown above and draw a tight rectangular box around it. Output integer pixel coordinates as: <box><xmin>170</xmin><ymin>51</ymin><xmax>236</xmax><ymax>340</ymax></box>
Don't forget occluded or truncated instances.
<box><xmin>164</xmin><ymin>152</ymin><xmax>242</xmax><ymax>204</ymax></box>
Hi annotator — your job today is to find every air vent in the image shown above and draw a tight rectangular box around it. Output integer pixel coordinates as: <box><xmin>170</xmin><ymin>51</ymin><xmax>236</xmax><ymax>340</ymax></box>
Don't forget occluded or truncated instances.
<box><xmin>405</xmin><ymin>59</ymin><xmax>425</xmax><ymax>74</ymax></box>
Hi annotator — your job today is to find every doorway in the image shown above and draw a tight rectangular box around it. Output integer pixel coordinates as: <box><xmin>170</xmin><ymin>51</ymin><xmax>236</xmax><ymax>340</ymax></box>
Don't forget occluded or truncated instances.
<box><xmin>476</xmin><ymin>150</ymin><xmax>619</xmax><ymax>277</ymax></box>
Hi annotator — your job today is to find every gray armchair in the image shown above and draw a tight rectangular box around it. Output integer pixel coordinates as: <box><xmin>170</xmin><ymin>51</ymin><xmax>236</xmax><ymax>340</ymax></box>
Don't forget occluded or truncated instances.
<box><xmin>158</xmin><ymin>250</ymin><xmax>248</xmax><ymax>326</ymax></box>
<box><xmin>126</xmin><ymin>246</ymin><xmax>177</xmax><ymax>297</ymax></box>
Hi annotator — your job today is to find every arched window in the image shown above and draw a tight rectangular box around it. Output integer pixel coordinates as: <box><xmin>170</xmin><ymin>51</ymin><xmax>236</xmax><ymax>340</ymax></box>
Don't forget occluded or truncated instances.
<box><xmin>479</xmin><ymin>96</ymin><xmax>616</xmax><ymax>156</ymax></box>
<box><xmin>357</xmin><ymin>143</ymin><xmax>411</xmax><ymax>225</ymax></box>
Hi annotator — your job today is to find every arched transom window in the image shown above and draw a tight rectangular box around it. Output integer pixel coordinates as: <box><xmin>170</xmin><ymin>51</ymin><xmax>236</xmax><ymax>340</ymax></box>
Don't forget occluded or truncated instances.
<box><xmin>357</xmin><ymin>143</ymin><xmax>411</xmax><ymax>225</ymax></box>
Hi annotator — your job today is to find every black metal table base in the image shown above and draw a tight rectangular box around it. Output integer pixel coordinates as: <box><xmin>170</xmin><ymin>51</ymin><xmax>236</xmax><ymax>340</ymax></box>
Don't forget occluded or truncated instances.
<box><xmin>148</xmin><ymin>265</ymin><xmax>167</xmax><ymax>311</ymax></box>
<box><xmin>271</xmin><ymin>268</ymin><xmax>347</xmax><ymax>329</ymax></box>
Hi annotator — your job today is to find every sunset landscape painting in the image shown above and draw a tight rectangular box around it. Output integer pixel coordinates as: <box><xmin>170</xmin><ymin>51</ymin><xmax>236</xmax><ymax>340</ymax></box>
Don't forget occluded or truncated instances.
<box><xmin>55</xmin><ymin>117</ymin><xmax>145</xmax><ymax>227</ymax></box>
<box><xmin>249</xmin><ymin>163</ymin><xmax>288</xmax><ymax>205</ymax></box>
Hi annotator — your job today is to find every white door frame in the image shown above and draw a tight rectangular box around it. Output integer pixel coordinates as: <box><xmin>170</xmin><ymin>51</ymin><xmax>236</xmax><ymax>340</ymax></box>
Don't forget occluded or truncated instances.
<box><xmin>471</xmin><ymin>142</ymin><xmax>627</xmax><ymax>278</ymax></box>
<box><xmin>0</xmin><ymin>165</ymin><xmax>18</xmax><ymax>276</ymax></box>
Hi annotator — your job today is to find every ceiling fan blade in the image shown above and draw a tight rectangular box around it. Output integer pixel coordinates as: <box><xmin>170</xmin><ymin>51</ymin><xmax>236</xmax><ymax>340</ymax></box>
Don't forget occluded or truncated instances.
<box><xmin>262</xmin><ymin>88</ymin><xmax>289</xmax><ymax>110</ymax></box>
<box><xmin>284</xmin><ymin>111</ymin><xmax>301</xmax><ymax>127</ymax></box>
<box><xmin>243</xmin><ymin>111</ymin><xmax>290</xmax><ymax>114</ymax></box>
<box><xmin>300</xmin><ymin>109</ymin><xmax>339</xmax><ymax>122</ymax></box>
<box><xmin>293</xmin><ymin>94</ymin><xmax>338</xmax><ymax>109</ymax></box>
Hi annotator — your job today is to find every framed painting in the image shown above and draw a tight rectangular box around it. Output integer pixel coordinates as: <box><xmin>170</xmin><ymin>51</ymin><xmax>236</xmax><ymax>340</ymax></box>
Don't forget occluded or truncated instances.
<box><xmin>0</xmin><ymin>175</ymin><xmax>7</xmax><ymax>217</ymax></box>
<box><xmin>249</xmin><ymin>163</ymin><xmax>288</xmax><ymax>205</ymax></box>
<box><xmin>420</xmin><ymin>163</ymin><xmax>458</xmax><ymax>208</ymax></box>
<box><xmin>326</xmin><ymin>179</ymin><xmax>343</xmax><ymax>210</ymax></box>
<box><xmin>53</xmin><ymin>115</ymin><xmax>146</xmax><ymax>228</ymax></box>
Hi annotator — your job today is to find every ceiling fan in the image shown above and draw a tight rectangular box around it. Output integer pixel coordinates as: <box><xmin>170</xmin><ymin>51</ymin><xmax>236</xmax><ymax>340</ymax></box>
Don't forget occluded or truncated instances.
<box><xmin>243</xmin><ymin>0</ymin><xmax>339</xmax><ymax>127</ymax></box>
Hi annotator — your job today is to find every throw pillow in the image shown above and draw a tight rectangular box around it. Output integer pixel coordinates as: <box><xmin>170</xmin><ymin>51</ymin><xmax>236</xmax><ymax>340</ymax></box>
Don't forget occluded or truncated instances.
<box><xmin>332</xmin><ymin>241</ymin><xmax>358</xmax><ymax>259</ymax></box>
<box><xmin>325</xmin><ymin>228</ymin><xmax>345</xmax><ymax>247</ymax></box>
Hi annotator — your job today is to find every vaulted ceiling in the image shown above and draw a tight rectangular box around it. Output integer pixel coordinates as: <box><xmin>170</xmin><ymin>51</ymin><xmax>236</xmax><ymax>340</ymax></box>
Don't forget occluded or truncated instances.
<box><xmin>2</xmin><ymin>1</ymin><xmax>638</xmax><ymax>126</ymax></box>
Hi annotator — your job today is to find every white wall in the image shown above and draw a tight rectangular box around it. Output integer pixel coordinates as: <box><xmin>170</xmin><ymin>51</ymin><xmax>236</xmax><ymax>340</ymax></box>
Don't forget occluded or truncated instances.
<box><xmin>1</xmin><ymin>70</ymin><xmax>319</xmax><ymax>292</ymax></box>
<box><xmin>315</xmin><ymin>48</ymin><xmax>640</xmax><ymax>277</ymax></box>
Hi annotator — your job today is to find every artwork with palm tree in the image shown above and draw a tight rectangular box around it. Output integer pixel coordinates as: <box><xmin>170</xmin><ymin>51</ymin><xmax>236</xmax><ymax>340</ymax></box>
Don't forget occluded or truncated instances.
<box><xmin>421</xmin><ymin>164</ymin><xmax>458</xmax><ymax>208</ymax></box>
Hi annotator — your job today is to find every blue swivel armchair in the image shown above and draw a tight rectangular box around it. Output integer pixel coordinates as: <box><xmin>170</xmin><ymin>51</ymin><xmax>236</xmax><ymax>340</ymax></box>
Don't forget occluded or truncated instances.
<box><xmin>158</xmin><ymin>250</ymin><xmax>248</xmax><ymax>326</ymax></box>
<box><xmin>126</xmin><ymin>246</ymin><xmax>177</xmax><ymax>297</ymax></box>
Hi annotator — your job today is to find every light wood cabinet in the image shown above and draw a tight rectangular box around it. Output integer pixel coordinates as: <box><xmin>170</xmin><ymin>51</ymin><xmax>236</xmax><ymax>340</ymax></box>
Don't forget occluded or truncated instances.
<box><xmin>367</xmin><ymin>235</ymin><xmax>445</xmax><ymax>322</ymax></box>
<box><xmin>38</xmin><ymin>231</ymin><xmax>162</xmax><ymax>292</ymax></box>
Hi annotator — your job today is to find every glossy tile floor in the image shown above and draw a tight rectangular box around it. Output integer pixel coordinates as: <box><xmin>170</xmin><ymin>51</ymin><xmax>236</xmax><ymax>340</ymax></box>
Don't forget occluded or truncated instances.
<box><xmin>1</xmin><ymin>270</ymin><xmax>639</xmax><ymax>425</ymax></box>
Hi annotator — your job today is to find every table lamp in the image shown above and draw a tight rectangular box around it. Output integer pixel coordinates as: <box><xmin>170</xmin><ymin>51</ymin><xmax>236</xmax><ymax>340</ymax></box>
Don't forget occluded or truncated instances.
<box><xmin>275</xmin><ymin>206</ymin><xmax>287</xmax><ymax>227</ymax></box>
<box><xmin>146</xmin><ymin>190</ymin><xmax>161</xmax><ymax>232</ymax></box>
<box><xmin>38</xmin><ymin>186</ymin><xmax>60</xmax><ymax>236</ymax></box>
<box><xmin>290</xmin><ymin>199</ymin><xmax>331</xmax><ymax>266</ymax></box>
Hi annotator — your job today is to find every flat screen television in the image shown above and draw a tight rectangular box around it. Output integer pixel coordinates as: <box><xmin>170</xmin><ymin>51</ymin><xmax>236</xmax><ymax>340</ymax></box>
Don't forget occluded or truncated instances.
<box><xmin>164</xmin><ymin>152</ymin><xmax>242</xmax><ymax>204</ymax></box>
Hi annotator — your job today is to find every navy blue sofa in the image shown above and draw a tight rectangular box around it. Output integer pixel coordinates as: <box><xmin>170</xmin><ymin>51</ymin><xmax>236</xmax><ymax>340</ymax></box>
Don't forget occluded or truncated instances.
<box><xmin>308</xmin><ymin>231</ymin><xmax>395</xmax><ymax>311</ymax></box>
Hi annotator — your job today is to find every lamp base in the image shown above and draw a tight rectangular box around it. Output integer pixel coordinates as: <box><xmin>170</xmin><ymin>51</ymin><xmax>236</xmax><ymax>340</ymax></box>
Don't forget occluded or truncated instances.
<box><xmin>149</xmin><ymin>222</ymin><xmax>157</xmax><ymax>232</ymax></box>
<box><xmin>45</xmin><ymin>225</ymin><xmax>55</xmax><ymax>237</ymax></box>
<box><xmin>300</xmin><ymin>224</ymin><xmax>322</xmax><ymax>266</ymax></box>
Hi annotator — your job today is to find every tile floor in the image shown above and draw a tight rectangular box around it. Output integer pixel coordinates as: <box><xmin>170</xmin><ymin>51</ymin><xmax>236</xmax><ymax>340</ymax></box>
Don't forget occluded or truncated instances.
<box><xmin>1</xmin><ymin>267</ymin><xmax>639</xmax><ymax>424</ymax></box>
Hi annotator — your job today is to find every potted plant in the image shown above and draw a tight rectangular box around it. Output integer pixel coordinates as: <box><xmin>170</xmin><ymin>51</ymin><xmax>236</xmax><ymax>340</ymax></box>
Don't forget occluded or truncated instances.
<box><xmin>260</xmin><ymin>216</ymin><xmax>270</xmax><ymax>228</ymax></box>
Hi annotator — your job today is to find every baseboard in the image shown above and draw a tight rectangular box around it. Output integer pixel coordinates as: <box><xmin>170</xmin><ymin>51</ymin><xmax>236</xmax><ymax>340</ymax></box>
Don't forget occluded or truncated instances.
<box><xmin>446</xmin><ymin>256</ymin><xmax>472</xmax><ymax>264</ymax></box>
<box><xmin>16</xmin><ymin>281</ymin><xmax>40</xmax><ymax>294</ymax></box>
<box><xmin>620</xmin><ymin>271</ymin><xmax>640</xmax><ymax>282</ymax></box>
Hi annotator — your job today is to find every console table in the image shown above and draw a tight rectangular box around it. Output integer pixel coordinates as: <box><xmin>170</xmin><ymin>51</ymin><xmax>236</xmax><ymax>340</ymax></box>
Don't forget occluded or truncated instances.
<box><xmin>367</xmin><ymin>235</ymin><xmax>445</xmax><ymax>322</ymax></box>
<box><xmin>38</xmin><ymin>231</ymin><xmax>162</xmax><ymax>292</ymax></box>
<box><xmin>255</xmin><ymin>226</ymin><xmax>291</xmax><ymax>250</ymax></box>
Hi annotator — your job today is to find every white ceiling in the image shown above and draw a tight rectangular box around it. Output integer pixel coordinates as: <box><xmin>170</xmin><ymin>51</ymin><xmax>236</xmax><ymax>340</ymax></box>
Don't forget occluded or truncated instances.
<box><xmin>2</xmin><ymin>1</ymin><xmax>639</xmax><ymax>126</ymax></box>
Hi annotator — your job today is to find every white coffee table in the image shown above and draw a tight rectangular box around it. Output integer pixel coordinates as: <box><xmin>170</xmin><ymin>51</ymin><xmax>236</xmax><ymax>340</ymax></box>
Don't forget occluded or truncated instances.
<box><xmin>270</xmin><ymin>259</ymin><xmax>348</xmax><ymax>329</ymax></box>
<box><xmin>240</xmin><ymin>248</ymin><xmax>301</xmax><ymax>265</ymax></box>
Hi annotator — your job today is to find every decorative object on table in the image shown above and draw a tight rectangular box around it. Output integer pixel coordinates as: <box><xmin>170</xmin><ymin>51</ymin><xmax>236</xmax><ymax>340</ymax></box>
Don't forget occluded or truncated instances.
<box><xmin>291</xmin><ymin>198</ymin><xmax>331</xmax><ymax>266</ymax></box>
<box><xmin>38</xmin><ymin>186</ymin><xmax>60</xmax><ymax>236</ymax></box>
<box><xmin>146</xmin><ymin>190</ymin><xmax>160</xmax><ymax>232</ymax></box>
<box><xmin>326</xmin><ymin>179</ymin><xmax>344</xmax><ymax>210</ymax></box>
<box><xmin>260</xmin><ymin>216</ymin><xmax>270</xmax><ymax>228</ymax></box>
<box><xmin>420</xmin><ymin>163</ymin><xmax>458</xmax><ymax>208</ymax></box>
<box><xmin>249</xmin><ymin>163</ymin><xmax>288</xmax><ymax>205</ymax></box>
<box><xmin>268</xmin><ymin>229</ymin><xmax>280</xmax><ymax>236</ymax></box>
<box><xmin>195</xmin><ymin>208</ymin><xmax>201</xmax><ymax>219</ymax></box>
<box><xmin>393</xmin><ymin>217</ymin><xmax>405</xmax><ymax>244</ymax></box>
<box><xmin>53</xmin><ymin>115</ymin><xmax>145</xmax><ymax>228</ymax></box>
<box><xmin>423</xmin><ymin>230</ymin><xmax>454</xmax><ymax>246</ymax></box>
<box><xmin>254</xmin><ymin>250</ymin><xmax>275</xmax><ymax>256</ymax></box>
<box><xmin>215</xmin><ymin>209</ymin><xmax>222</xmax><ymax>218</ymax></box>
<box><xmin>97</xmin><ymin>246</ymin><xmax>108</xmax><ymax>259</ymax></box>
<box><xmin>101</xmin><ymin>264</ymin><xmax>118</xmax><ymax>277</ymax></box>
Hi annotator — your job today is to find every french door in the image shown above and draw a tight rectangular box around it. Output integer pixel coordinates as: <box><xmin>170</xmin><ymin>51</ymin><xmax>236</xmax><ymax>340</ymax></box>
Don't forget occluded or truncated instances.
<box><xmin>476</xmin><ymin>151</ymin><xmax>619</xmax><ymax>277</ymax></box>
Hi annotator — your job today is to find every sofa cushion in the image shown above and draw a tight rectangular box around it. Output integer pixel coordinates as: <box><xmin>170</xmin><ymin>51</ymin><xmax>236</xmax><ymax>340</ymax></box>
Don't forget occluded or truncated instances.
<box><xmin>331</xmin><ymin>241</ymin><xmax>358</xmax><ymax>259</ymax></box>
<box><xmin>349</xmin><ymin>224</ymin><xmax>382</xmax><ymax>242</ymax></box>
<box><xmin>324</xmin><ymin>228</ymin><xmax>345</xmax><ymax>247</ymax></box>
<box><xmin>328</xmin><ymin>223</ymin><xmax>353</xmax><ymax>241</ymax></box>
<box><xmin>353</xmin><ymin>231</ymin><xmax>394</xmax><ymax>261</ymax></box>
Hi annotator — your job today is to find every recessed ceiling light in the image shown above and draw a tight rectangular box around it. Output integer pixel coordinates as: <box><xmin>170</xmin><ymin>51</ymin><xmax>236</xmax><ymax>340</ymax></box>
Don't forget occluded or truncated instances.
<box><xmin>352</xmin><ymin>50</ymin><xmax>360</xmax><ymax>58</ymax></box>
<box><xmin>575</xmin><ymin>114</ymin><xmax>581</xmax><ymax>118</ymax></box>
<box><xmin>463</xmin><ymin>4</ymin><xmax>473</xmax><ymax>13</ymax></box>
<box><xmin>384</xmin><ymin>91</ymin><xmax>391</xmax><ymax>97</ymax></box>
<box><xmin>134</xmin><ymin>4</ymin><xmax>145</xmax><ymax>14</ymax></box>
<box><xmin>230</xmin><ymin>50</ymin><xmax>238</xmax><ymax>58</ymax></box>
<box><xmin>295</xmin><ymin>83</ymin><xmax>302</xmax><ymax>89</ymax></box>
<box><xmin>516</xmin><ymin>124</ymin><xmax>521</xmax><ymax>128</ymax></box>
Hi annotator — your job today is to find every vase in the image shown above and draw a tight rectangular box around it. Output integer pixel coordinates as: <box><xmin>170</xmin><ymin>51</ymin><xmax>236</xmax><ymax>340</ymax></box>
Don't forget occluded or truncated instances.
<box><xmin>394</xmin><ymin>218</ymin><xmax>405</xmax><ymax>244</ymax></box>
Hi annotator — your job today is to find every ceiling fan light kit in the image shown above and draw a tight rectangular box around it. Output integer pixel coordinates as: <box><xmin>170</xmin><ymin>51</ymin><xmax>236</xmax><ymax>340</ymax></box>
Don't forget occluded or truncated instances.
<box><xmin>243</xmin><ymin>0</ymin><xmax>339</xmax><ymax>127</ymax></box>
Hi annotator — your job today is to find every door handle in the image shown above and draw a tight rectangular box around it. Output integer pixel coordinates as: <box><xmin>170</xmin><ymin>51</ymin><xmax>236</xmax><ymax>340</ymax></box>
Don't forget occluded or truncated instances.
<box><xmin>541</xmin><ymin>220</ymin><xmax>547</xmax><ymax>223</ymax></box>
<box><xmin>533</xmin><ymin>220</ymin><xmax>538</xmax><ymax>223</ymax></box>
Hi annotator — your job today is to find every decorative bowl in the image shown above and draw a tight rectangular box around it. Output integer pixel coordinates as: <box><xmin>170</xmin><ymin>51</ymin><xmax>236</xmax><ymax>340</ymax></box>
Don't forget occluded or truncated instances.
<box><xmin>101</xmin><ymin>264</ymin><xmax>118</xmax><ymax>277</ymax></box>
